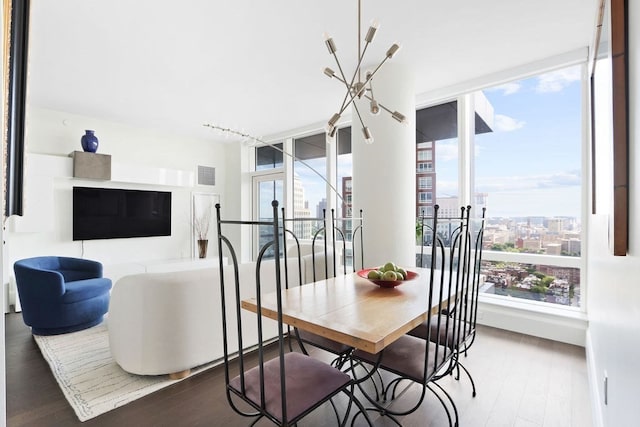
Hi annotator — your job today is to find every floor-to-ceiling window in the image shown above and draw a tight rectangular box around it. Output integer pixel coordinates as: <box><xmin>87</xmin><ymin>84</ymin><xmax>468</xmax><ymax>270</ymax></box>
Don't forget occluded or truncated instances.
<box><xmin>250</xmin><ymin>61</ymin><xmax>585</xmax><ymax>310</ymax></box>
<box><xmin>474</xmin><ymin>64</ymin><xmax>583</xmax><ymax>308</ymax></box>
<box><xmin>415</xmin><ymin>101</ymin><xmax>461</xmax><ymax>221</ymax></box>
<box><xmin>253</xmin><ymin>142</ymin><xmax>284</xmax><ymax>257</ymax></box>
<box><xmin>292</xmin><ymin>133</ymin><xmax>327</xmax><ymax>239</ymax></box>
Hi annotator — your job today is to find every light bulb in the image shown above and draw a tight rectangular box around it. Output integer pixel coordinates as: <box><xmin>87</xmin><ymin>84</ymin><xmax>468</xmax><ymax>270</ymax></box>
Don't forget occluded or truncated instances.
<box><xmin>370</xmin><ymin>99</ymin><xmax>380</xmax><ymax>115</ymax></box>
<box><xmin>386</xmin><ymin>43</ymin><xmax>401</xmax><ymax>59</ymax></box>
<box><xmin>324</xmin><ymin>35</ymin><xmax>337</xmax><ymax>54</ymax></box>
<box><xmin>362</xmin><ymin>127</ymin><xmax>374</xmax><ymax>144</ymax></box>
<box><xmin>392</xmin><ymin>111</ymin><xmax>407</xmax><ymax>124</ymax></box>
<box><xmin>365</xmin><ymin>20</ymin><xmax>379</xmax><ymax>43</ymax></box>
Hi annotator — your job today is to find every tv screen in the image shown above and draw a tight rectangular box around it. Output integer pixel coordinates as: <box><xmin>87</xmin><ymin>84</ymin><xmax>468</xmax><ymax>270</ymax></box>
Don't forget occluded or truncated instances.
<box><xmin>73</xmin><ymin>187</ymin><xmax>172</xmax><ymax>241</ymax></box>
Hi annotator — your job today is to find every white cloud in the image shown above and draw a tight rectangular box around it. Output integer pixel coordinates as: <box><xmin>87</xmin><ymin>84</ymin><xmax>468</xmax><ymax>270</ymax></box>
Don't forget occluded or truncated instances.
<box><xmin>491</xmin><ymin>82</ymin><xmax>522</xmax><ymax>95</ymax></box>
<box><xmin>494</xmin><ymin>114</ymin><xmax>525</xmax><ymax>132</ymax></box>
<box><xmin>476</xmin><ymin>170</ymin><xmax>581</xmax><ymax>193</ymax></box>
<box><xmin>536</xmin><ymin>67</ymin><xmax>581</xmax><ymax>93</ymax></box>
<box><xmin>435</xmin><ymin>141</ymin><xmax>458</xmax><ymax>162</ymax></box>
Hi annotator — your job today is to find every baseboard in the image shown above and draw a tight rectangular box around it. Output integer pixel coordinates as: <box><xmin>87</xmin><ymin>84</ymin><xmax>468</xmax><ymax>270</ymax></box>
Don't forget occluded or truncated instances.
<box><xmin>585</xmin><ymin>329</ymin><xmax>604</xmax><ymax>427</ymax></box>
<box><xmin>476</xmin><ymin>298</ymin><xmax>588</xmax><ymax>346</ymax></box>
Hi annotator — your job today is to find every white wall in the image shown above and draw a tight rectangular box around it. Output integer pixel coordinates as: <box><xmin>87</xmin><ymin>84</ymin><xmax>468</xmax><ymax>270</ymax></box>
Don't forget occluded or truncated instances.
<box><xmin>586</xmin><ymin>2</ymin><xmax>640</xmax><ymax>425</ymax></box>
<box><xmin>4</xmin><ymin>107</ymin><xmax>228</xmax><ymax>295</ymax></box>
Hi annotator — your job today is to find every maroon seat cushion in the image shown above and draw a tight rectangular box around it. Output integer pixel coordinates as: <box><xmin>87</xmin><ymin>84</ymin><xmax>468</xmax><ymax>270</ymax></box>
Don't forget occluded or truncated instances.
<box><xmin>353</xmin><ymin>334</ymin><xmax>451</xmax><ymax>382</ymax></box>
<box><xmin>407</xmin><ymin>314</ymin><xmax>473</xmax><ymax>348</ymax></box>
<box><xmin>229</xmin><ymin>352</ymin><xmax>351</xmax><ymax>423</ymax></box>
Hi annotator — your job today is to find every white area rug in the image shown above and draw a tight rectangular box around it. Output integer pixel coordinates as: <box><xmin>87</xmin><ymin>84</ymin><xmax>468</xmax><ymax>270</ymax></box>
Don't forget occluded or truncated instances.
<box><xmin>34</xmin><ymin>321</ymin><xmax>216</xmax><ymax>422</ymax></box>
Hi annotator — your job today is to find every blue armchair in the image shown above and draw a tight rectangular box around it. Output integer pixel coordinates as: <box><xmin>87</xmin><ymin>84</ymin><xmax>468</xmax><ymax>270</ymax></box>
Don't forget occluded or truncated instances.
<box><xmin>13</xmin><ymin>256</ymin><xmax>112</xmax><ymax>335</ymax></box>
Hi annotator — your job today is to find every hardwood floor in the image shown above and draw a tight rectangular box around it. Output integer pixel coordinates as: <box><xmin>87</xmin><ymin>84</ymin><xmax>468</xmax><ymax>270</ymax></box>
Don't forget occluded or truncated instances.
<box><xmin>5</xmin><ymin>312</ymin><xmax>593</xmax><ymax>426</ymax></box>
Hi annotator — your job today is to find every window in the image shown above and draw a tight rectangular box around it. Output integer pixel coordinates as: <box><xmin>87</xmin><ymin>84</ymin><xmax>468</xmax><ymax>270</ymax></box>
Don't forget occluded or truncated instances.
<box><xmin>474</xmin><ymin>64</ymin><xmax>583</xmax><ymax>307</ymax></box>
<box><xmin>417</xmin><ymin>162</ymin><xmax>433</xmax><ymax>172</ymax></box>
<box><xmin>253</xmin><ymin>174</ymin><xmax>284</xmax><ymax>258</ymax></box>
<box><xmin>411</xmin><ymin>65</ymin><xmax>584</xmax><ymax>309</ymax></box>
<box><xmin>418</xmin><ymin>192</ymin><xmax>433</xmax><ymax>203</ymax></box>
<box><xmin>417</xmin><ymin>176</ymin><xmax>433</xmax><ymax>190</ymax></box>
<box><xmin>255</xmin><ymin>143</ymin><xmax>283</xmax><ymax>171</ymax></box>
<box><xmin>415</xmin><ymin>101</ymin><xmax>461</xmax><ymax>220</ymax></box>
<box><xmin>336</xmin><ymin>127</ymin><xmax>353</xmax><ymax>219</ymax></box>
<box><xmin>249</xmin><ymin>62</ymin><xmax>585</xmax><ymax>310</ymax></box>
<box><xmin>419</xmin><ymin>206</ymin><xmax>433</xmax><ymax>217</ymax></box>
<box><xmin>293</xmin><ymin>133</ymin><xmax>326</xmax><ymax>237</ymax></box>
<box><xmin>417</xmin><ymin>150</ymin><xmax>432</xmax><ymax>161</ymax></box>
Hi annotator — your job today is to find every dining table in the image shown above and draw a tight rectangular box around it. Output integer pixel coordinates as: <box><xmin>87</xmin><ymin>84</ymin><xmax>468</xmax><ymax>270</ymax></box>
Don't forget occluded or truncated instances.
<box><xmin>241</xmin><ymin>266</ymin><xmax>452</xmax><ymax>355</ymax></box>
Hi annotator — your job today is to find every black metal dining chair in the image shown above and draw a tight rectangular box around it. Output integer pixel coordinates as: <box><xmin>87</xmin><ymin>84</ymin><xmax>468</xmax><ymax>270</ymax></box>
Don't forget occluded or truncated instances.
<box><xmin>348</xmin><ymin>204</ymin><xmax>462</xmax><ymax>427</ymax></box>
<box><xmin>408</xmin><ymin>206</ymin><xmax>486</xmax><ymax>398</ymax></box>
<box><xmin>215</xmin><ymin>201</ymin><xmax>367</xmax><ymax>426</ymax></box>
<box><xmin>282</xmin><ymin>208</ymin><xmax>365</xmax><ymax>369</ymax></box>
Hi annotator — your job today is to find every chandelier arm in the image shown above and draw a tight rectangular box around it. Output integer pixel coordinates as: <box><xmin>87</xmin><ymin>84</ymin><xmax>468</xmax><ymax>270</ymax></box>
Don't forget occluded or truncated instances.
<box><xmin>346</xmin><ymin>40</ymin><xmax>371</xmax><ymax>94</ymax></box>
<box><xmin>331</xmin><ymin>53</ymin><xmax>351</xmax><ymax>96</ymax></box>
<box><xmin>330</xmin><ymin>74</ymin><xmax>348</xmax><ymax>86</ymax></box>
<box><xmin>336</xmin><ymin>89</ymin><xmax>360</xmax><ymax>117</ymax></box>
<box><xmin>334</xmin><ymin>47</ymin><xmax>379</xmax><ymax>117</ymax></box>
<box><xmin>352</xmin><ymin>102</ymin><xmax>367</xmax><ymax>130</ymax></box>
<box><xmin>330</xmin><ymin>53</ymin><xmax>356</xmax><ymax>113</ymax></box>
<box><xmin>202</xmin><ymin>124</ymin><xmax>346</xmax><ymax>208</ymax></box>
<box><xmin>358</xmin><ymin>54</ymin><xmax>391</xmax><ymax>90</ymax></box>
<box><xmin>368</xmin><ymin>78</ymin><xmax>376</xmax><ymax>101</ymax></box>
<box><xmin>338</xmin><ymin>88</ymin><xmax>353</xmax><ymax>116</ymax></box>
<box><xmin>364</xmin><ymin>93</ymin><xmax>392</xmax><ymax>114</ymax></box>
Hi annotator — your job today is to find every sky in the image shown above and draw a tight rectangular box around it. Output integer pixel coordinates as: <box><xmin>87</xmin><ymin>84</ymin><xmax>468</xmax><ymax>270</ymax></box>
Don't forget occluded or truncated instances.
<box><xmin>293</xmin><ymin>65</ymin><xmax>584</xmax><ymax>220</ymax></box>
<box><xmin>436</xmin><ymin>65</ymin><xmax>583</xmax><ymax>218</ymax></box>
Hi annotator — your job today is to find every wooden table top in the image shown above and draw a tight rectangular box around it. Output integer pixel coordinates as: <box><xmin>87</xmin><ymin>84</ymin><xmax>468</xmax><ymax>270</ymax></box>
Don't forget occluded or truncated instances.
<box><xmin>241</xmin><ymin>267</ymin><xmax>449</xmax><ymax>354</ymax></box>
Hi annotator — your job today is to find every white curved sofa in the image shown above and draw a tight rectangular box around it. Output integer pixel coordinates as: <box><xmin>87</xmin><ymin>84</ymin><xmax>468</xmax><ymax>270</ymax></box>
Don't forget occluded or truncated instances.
<box><xmin>108</xmin><ymin>247</ymin><xmax>336</xmax><ymax>378</ymax></box>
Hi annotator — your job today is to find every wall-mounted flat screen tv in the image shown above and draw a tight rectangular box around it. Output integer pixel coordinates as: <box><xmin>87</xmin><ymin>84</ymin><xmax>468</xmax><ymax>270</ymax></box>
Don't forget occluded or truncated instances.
<box><xmin>73</xmin><ymin>186</ymin><xmax>172</xmax><ymax>241</ymax></box>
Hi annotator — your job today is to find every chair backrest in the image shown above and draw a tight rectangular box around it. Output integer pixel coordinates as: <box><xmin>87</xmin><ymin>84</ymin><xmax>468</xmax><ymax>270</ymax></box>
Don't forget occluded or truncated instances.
<box><xmin>423</xmin><ymin>205</ymin><xmax>469</xmax><ymax>374</ymax></box>
<box><xmin>427</xmin><ymin>205</ymin><xmax>486</xmax><ymax>350</ymax></box>
<box><xmin>215</xmin><ymin>200</ymin><xmax>290</xmax><ymax>423</ymax></box>
<box><xmin>459</xmin><ymin>207</ymin><xmax>486</xmax><ymax>348</ymax></box>
<box><xmin>333</xmin><ymin>208</ymin><xmax>365</xmax><ymax>273</ymax></box>
<box><xmin>281</xmin><ymin>208</ymin><xmax>365</xmax><ymax>284</ymax></box>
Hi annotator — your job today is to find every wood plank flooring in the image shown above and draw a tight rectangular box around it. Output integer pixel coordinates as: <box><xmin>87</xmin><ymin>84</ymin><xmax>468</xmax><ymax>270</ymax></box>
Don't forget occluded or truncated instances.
<box><xmin>5</xmin><ymin>312</ymin><xmax>592</xmax><ymax>426</ymax></box>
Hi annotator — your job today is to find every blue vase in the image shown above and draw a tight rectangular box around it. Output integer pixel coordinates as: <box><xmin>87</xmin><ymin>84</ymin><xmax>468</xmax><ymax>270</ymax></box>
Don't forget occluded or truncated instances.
<box><xmin>81</xmin><ymin>130</ymin><xmax>99</xmax><ymax>153</ymax></box>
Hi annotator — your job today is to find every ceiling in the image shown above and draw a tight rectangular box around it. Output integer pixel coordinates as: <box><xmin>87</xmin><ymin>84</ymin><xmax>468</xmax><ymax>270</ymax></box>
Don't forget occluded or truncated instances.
<box><xmin>26</xmin><ymin>0</ymin><xmax>599</xmax><ymax>143</ymax></box>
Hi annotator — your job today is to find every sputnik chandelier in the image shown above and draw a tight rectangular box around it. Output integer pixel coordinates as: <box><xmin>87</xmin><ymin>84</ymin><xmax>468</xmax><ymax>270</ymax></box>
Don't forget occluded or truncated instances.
<box><xmin>323</xmin><ymin>0</ymin><xmax>407</xmax><ymax>144</ymax></box>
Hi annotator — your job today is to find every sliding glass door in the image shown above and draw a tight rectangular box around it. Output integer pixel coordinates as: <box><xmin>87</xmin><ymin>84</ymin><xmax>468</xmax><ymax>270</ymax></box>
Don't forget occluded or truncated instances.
<box><xmin>253</xmin><ymin>174</ymin><xmax>283</xmax><ymax>259</ymax></box>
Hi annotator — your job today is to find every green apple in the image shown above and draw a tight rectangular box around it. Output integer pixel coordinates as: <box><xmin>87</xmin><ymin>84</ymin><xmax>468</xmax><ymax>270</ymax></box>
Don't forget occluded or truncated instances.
<box><xmin>382</xmin><ymin>270</ymin><xmax>398</xmax><ymax>281</ymax></box>
<box><xmin>383</xmin><ymin>262</ymin><xmax>396</xmax><ymax>272</ymax></box>
<box><xmin>367</xmin><ymin>269</ymin><xmax>382</xmax><ymax>280</ymax></box>
<box><xmin>396</xmin><ymin>267</ymin><xmax>407</xmax><ymax>279</ymax></box>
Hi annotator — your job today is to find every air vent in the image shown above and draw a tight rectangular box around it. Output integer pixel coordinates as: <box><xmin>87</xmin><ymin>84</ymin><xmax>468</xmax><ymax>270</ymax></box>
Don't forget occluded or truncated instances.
<box><xmin>197</xmin><ymin>165</ymin><xmax>216</xmax><ymax>186</ymax></box>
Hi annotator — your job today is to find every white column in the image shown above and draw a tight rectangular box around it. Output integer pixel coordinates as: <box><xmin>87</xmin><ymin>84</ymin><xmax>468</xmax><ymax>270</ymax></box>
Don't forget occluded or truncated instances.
<box><xmin>352</xmin><ymin>62</ymin><xmax>416</xmax><ymax>268</ymax></box>
<box><xmin>458</xmin><ymin>93</ymin><xmax>474</xmax><ymax>207</ymax></box>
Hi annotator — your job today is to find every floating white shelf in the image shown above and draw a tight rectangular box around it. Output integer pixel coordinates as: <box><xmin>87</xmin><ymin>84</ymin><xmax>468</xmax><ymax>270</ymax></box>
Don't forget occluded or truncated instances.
<box><xmin>7</xmin><ymin>153</ymin><xmax>195</xmax><ymax>233</ymax></box>
<box><xmin>25</xmin><ymin>152</ymin><xmax>194</xmax><ymax>187</ymax></box>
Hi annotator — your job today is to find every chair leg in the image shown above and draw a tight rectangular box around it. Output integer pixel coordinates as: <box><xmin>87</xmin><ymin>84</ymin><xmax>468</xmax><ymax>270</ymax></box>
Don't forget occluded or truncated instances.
<box><xmin>458</xmin><ymin>361</ymin><xmax>477</xmax><ymax>397</ymax></box>
<box><xmin>350</xmin><ymin>360</ymin><xmax>383</xmax><ymax>402</ymax></box>
<box><xmin>342</xmin><ymin>387</ymin><xmax>375</xmax><ymax>427</ymax></box>
<box><xmin>427</xmin><ymin>382</ymin><xmax>457</xmax><ymax>427</ymax></box>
